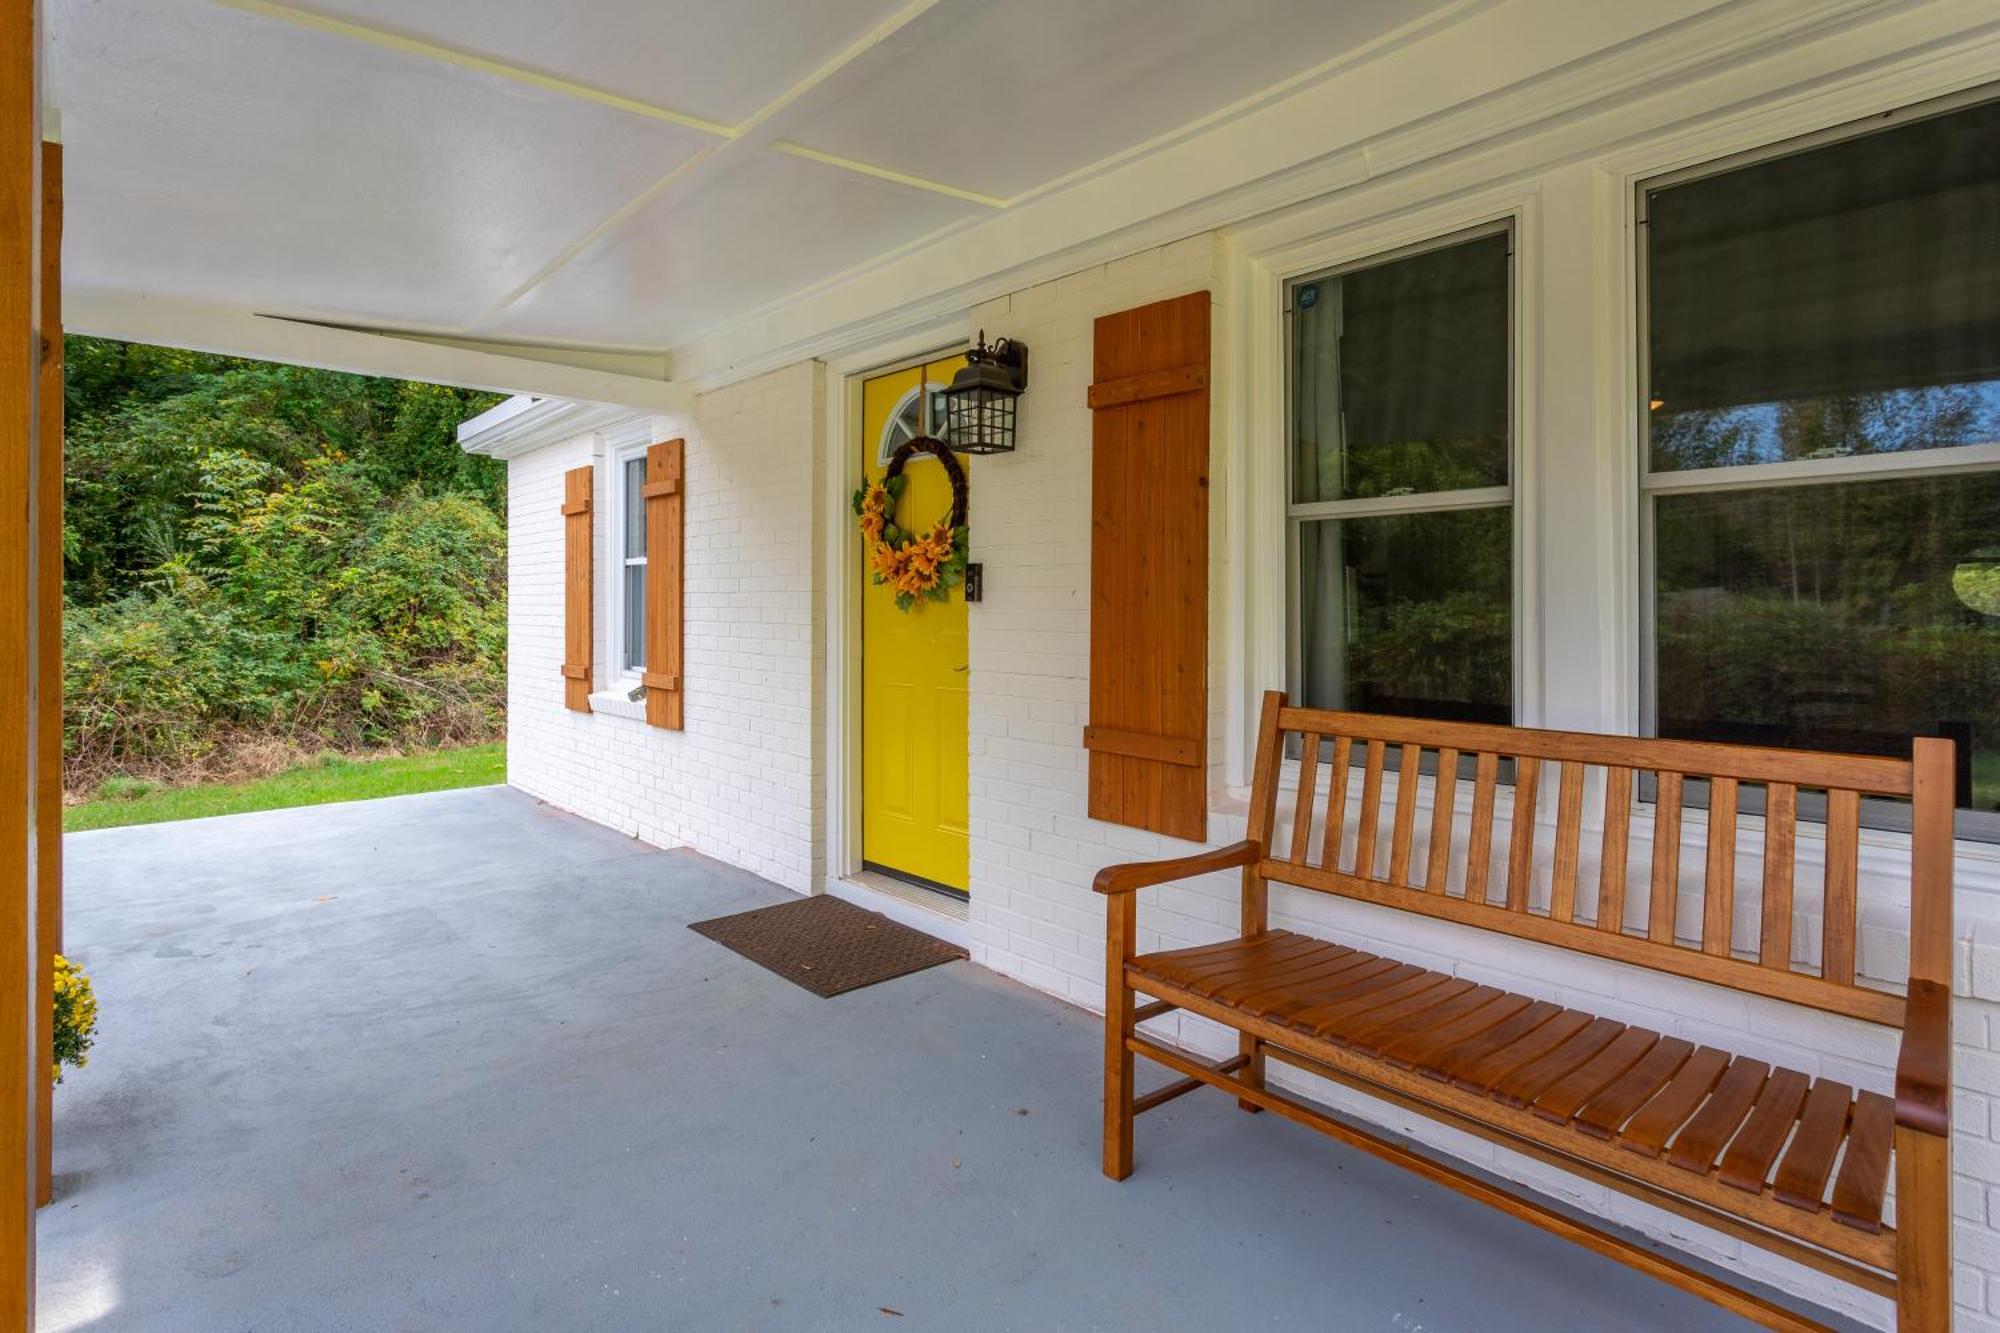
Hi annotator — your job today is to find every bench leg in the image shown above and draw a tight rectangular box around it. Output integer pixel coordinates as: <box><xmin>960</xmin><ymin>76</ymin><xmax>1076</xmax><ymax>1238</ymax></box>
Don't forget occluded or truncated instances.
<box><xmin>1237</xmin><ymin>1032</ymin><xmax>1264</xmax><ymax>1113</ymax></box>
<box><xmin>1103</xmin><ymin>893</ymin><xmax>1135</xmax><ymax>1181</ymax></box>
<box><xmin>1895</xmin><ymin>1124</ymin><xmax>1950</xmax><ymax>1332</ymax></box>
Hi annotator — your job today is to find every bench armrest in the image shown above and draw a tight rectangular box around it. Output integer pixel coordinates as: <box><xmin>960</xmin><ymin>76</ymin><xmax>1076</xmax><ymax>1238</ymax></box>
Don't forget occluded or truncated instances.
<box><xmin>1895</xmin><ymin>977</ymin><xmax>1951</xmax><ymax>1138</ymax></box>
<box><xmin>1093</xmin><ymin>840</ymin><xmax>1262</xmax><ymax>896</ymax></box>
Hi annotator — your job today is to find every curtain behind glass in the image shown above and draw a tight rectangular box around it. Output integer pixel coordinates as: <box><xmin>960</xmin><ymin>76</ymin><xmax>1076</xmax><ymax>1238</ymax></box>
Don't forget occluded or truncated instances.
<box><xmin>1648</xmin><ymin>98</ymin><xmax>2000</xmax><ymax>468</ymax></box>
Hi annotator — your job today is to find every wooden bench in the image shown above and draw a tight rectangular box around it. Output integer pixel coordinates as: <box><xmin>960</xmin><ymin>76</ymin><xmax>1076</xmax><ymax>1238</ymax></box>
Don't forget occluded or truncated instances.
<box><xmin>1097</xmin><ymin>692</ymin><xmax>1952</xmax><ymax>1332</ymax></box>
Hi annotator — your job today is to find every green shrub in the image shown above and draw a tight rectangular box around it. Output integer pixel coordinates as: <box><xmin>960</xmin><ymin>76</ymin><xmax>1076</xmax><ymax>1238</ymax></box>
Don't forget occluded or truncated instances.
<box><xmin>60</xmin><ymin>340</ymin><xmax>507</xmax><ymax>791</ymax></box>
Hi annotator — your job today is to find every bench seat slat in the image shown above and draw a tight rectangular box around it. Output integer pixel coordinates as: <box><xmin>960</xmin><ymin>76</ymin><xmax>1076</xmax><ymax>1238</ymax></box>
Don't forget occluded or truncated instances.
<box><xmin>1718</xmin><ymin>1067</ymin><xmax>1811</xmax><ymax>1193</ymax></box>
<box><xmin>1286</xmin><ymin>964</ymin><xmax>1429</xmax><ymax>1026</ymax></box>
<box><xmin>1530</xmin><ymin>1027</ymin><xmax>1660</xmax><ymax>1125</ymax></box>
<box><xmin>1228</xmin><ymin>949</ymin><xmax>1372</xmax><ymax>1017</ymax></box>
<box><xmin>1381</xmin><ymin>992</ymin><xmax>1531</xmax><ymax>1071</ymax></box>
<box><xmin>1571</xmin><ymin>1036</ymin><xmax>1693</xmax><ymax>1139</ymax></box>
<box><xmin>1617</xmin><ymin>1046</ymin><xmax>1732</xmax><ymax>1158</ymax></box>
<box><xmin>1417</xmin><ymin>1000</ymin><xmax>1563</xmax><ymax>1083</ymax></box>
<box><xmin>1450</xmin><ymin>1009</ymin><xmax>1594</xmax><ymax>1095</ymax></box>
<box><xmin>1830</xmin><ymin>1092</ymin><xmax>1895</xmax><ymax>1232</ymax></box>
<box><xmin>1295</xmin><ymin>969</ymin><xmax>1451</xmax><ymax>1035</ymax></box>
<box><xmin>1168</xmin><ymin>934</ymin><xmax>1325</xmax><ymax>997</ymax></box>
<box><xmin>1492</xmin><ymin>1016</ymin><xmax>1626</xmax><ymax>1109</ymax></box>
<box><xmin>1665</xmin><ymin>1057</ymin><xmax>1770</xmax><ymax>1174</ymax></box>
<box><xmin>1772</xmin><ymin>1079</ymin><xmax>1854</xmax><ymax>1211</ymax></box>
<box><xmin>1255</xmin><ymin>958</ymin><xmax>1404</xmax><ymax>1024</ymax></box>
<box><xmin>1203</xmin><ymin>938</ymin><xmax>1357</xmax><ymax>996</ymax></box>
<box><xmin>1344</xmin><ymin>979</ymin><xmax>1483</xmax><ymax>1056</ymax></box>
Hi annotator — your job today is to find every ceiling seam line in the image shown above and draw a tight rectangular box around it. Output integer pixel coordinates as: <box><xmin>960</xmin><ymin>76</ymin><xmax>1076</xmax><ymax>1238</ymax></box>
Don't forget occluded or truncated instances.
<box><xmin>209</xmin><ymin>0</ymin><xmax>739</xmax><ymax>138</ymax></box>
<box><xmin>463</xmin><ymin>149</ymin><xmax>725</xmax><ymax>333</ymax></box>
<box><xmin>461</xmin><ymin>0</ymin><xmax>951</xmax><ymax>332</ymax></box>
<box><xmin>769</xmin><ymin>142</ymin><xmax>1010</xmax><ymax>209</ymax></box>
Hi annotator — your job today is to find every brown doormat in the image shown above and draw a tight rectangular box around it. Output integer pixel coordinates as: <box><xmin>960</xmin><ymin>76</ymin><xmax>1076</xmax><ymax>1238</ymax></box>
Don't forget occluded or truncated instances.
<box><xmin>689</xmin><ymin>895</ymin><xmax>967</xmax><ymax>998</ymax></box>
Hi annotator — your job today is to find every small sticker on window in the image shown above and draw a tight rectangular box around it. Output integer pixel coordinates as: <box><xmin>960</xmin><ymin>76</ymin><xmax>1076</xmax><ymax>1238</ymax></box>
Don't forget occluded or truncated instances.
<box><xmin>1296</xmin><ymin>284</ymin><xmax>1319</xmax><ymax>309</ymax></box>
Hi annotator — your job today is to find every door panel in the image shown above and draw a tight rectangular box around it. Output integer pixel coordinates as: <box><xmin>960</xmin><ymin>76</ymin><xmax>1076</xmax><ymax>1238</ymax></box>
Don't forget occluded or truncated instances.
<box><xmin>861</xmin><ymin>355</ymin><xmax>970</xmax><ymax>891</ymax></box>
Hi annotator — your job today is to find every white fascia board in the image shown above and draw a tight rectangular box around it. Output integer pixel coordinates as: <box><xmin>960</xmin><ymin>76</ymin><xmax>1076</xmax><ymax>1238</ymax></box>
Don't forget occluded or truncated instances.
<box><xmin>457</xmin><ymin>395</ymin><xmax>650</xmax><ymax>459</ymax></box>
<box><xmin>67</xmin><ymin>289</ymin><xmax>695</xmax><ymax>414</ymax></box>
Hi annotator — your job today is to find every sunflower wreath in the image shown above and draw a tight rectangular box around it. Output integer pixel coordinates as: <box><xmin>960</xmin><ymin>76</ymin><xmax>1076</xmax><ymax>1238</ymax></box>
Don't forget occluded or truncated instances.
<box><xmin>853</xmin><ymin>437</ymin><xmax>970</xmax><ymax>611</ymax></box>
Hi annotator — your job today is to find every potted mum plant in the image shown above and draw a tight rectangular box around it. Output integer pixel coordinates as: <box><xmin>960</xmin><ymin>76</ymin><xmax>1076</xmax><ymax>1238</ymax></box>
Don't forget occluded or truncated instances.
<box><xmin>53</xmin><ymin>955</ymin><xmax>97</xmax><ymax>1084</ymax></box>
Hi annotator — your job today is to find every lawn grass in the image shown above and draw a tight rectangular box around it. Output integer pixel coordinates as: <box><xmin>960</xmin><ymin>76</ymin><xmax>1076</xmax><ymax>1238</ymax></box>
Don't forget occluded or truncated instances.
<box><xmin>65</xmin><ymin>743</ymin><xmax>507</xmax><ymax>833</ymax></box>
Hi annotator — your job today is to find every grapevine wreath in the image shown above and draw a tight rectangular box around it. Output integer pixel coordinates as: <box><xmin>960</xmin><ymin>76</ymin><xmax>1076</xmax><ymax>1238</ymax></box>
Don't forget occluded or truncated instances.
<box><xmin>853</xmin><ymin>436</ymin><xmax>970</xmax><ymax>611</ymax></box>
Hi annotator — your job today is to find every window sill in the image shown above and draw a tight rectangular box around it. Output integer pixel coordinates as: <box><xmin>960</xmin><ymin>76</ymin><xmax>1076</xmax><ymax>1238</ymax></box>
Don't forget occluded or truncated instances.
<box><xmin>587</xmin><ymin>688</ymin><xmax>646</xmax><ymax>722</ymax></box>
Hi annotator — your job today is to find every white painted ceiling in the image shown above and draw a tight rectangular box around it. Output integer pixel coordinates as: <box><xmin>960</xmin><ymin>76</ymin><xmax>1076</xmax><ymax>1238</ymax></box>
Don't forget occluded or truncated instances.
<box><xmin>49</xmin><ymin>0</ymin><xmax>1464</xmax><ymax>357</ymax></box>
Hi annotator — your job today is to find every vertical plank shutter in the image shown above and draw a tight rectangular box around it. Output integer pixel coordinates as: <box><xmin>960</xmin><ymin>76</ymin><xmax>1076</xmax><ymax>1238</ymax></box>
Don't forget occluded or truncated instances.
<box><xmin>560</xmin><ymin>465</ymin><xmax>593</xmax><ymax>712</ymax></box>
<box><xmin>1083</xmin><ymin>290</ymin><xmax>1210</xmax><ymax>842</ymax></box>
<box><xmin>641</xmin><ymin>438</ymin><xmax>685</xmax><ymax>730</ymax></box>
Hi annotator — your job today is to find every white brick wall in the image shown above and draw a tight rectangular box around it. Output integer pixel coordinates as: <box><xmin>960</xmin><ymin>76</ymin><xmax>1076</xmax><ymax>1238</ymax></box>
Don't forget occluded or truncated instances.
<box><xmin>504</xmin><ymin>362</ymin><xmax>825</xmax><ymax>893</ymax></box>
<box><xmin>949</xmin><ymin>235</ymin><xmax>2000</xmax><ymax>1329</ymax></box>
<box><xmin>497</xmin><ymin>241</ymin><xmax>2000</xmax><ymax>1328</ymax></box>
<box><xmin>963</xmin><ymin>233</ymin><xmax>1232</xmax><ymax>1004</ymax></box>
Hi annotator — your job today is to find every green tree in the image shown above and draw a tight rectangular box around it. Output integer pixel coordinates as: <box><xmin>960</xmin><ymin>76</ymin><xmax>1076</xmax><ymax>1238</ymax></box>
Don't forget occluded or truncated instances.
<box><xmin>60</xmin><ymin>337</ymin><xmax>509</xmax><ymax>790</ymax></box>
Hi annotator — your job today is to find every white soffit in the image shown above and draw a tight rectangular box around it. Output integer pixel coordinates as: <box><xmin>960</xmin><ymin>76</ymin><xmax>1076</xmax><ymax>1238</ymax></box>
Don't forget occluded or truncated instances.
<box><xmin>485</xmin><ymin>152</ymin><xmax>986</xmax><ymax>349</ymax></box>
<box><xmin>783</xmin><ymin>0</ymin><xmax>1456</xmax><ymax>202</ymax></box>
<box><xmin>296</xmin><ymin>0</ymin><xmax>914</xmax><ymax>128</ymax></box>
<box><xmin>51</xmin><ymin>0</ymin><xmax>711</xmax><ymax>334</ymax></box>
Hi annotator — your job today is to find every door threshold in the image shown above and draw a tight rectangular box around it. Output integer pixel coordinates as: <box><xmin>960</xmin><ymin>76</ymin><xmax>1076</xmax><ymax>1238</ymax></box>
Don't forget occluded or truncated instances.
<box><xmin>829</xmin><ymin>872</ymin><xmax>971</xmax><ymax>950</ymax></box>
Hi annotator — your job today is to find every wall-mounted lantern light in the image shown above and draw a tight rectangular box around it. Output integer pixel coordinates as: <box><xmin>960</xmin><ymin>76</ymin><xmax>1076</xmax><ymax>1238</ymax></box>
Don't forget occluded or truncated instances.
<box><xmin>941</xmin><ymin>332</ymin><xmax>1027</xmax><ymax>456</ymax></box>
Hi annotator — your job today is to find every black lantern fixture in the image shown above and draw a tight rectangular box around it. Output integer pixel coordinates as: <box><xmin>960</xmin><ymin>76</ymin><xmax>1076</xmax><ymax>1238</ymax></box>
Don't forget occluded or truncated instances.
<box><xmin>941</xmin><ymin>331</ymin><xmax>1027</xmax><ymax>455</ymax></box>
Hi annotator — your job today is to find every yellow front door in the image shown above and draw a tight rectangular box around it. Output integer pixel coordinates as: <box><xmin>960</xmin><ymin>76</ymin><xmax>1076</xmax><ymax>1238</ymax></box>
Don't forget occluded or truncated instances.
<box><xmin>861</xmin><ymin>354</ymin><xmax>970</xmax><ymax>894</ymax></box>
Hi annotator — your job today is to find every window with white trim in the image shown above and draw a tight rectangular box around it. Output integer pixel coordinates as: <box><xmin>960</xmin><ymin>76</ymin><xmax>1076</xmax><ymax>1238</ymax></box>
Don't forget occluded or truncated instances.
<box><xmin>1640</xmin><ymin>93</ymin><xmax>2000</xmax><ymax>828</ymax></box>
<box><xmin>1285</xmin><ymin>224</ymin><xmax>1514</xmax><ymax>724</ymax></box>
<box><xmin>613</xmin><ymin>446</ymin><xmax>647</xmax><ymax>675</ymax></box>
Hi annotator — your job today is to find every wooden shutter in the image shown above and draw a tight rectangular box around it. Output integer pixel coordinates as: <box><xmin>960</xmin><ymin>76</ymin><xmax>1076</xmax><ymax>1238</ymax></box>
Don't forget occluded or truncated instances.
<box><xmin>1083</xmin><ymin>290</ymin><xmax>1210</xmax><ymax>842</ymax></box>
<box><xmin>560</xmin><ymin>465</ymin><xmax>593</xmax><ymax>712</ymax></box>
<box><xmin>641</xmin><ymin>438</ymin><xmax>685</xmax><ymax>730</ymax></box>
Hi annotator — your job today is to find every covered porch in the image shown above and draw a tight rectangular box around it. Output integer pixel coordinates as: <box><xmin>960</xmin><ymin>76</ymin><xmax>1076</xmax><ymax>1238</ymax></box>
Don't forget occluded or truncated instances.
<box><xmin>42</xmin><ymin>787</ymin><xmax>1758</xmax><ymax>1331</ymax></box>
<box><xmin>5</xmin><ymin>0</ymin><xmax>1999</xmax><ymax>1328</ymax></box>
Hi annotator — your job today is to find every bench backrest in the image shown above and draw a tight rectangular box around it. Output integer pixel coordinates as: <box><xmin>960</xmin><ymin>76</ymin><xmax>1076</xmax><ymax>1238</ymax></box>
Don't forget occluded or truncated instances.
<box><xmin>1244</xmin><ymin>693</ymin><xmax>1954</xmax><ymax>1029</ymax></box>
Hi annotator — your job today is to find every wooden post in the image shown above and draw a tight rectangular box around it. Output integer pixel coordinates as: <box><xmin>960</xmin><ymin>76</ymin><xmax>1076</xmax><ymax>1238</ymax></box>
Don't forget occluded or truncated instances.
<box><xmin>0</xmin><ymin>1</ymin><xmax>40</xmax><ymax>1325</ymax></box>
<box><xmin>1898</xmin><ymin>736</ymin><xmax>1954</xmax><ymax>1331</ymax></box>
<box><xmin>1102</xmin><ymin>891</ymin><xmax>1135</xmax><ymax>1180</ymax></box>
<box><xmin>33</xmin><ymin>138</ymin><xmax>56</xmax><ymax>1211</ymax></box>
<box><xmin>1894</xmin><ymin>1124</ymin><xmax>1949</xmax><ymax>1332</ymax></box>
<box><xmin>1236</xmin><ymin>691</ymin><xmax>1285</xmax><ymax>1111</ymax></box>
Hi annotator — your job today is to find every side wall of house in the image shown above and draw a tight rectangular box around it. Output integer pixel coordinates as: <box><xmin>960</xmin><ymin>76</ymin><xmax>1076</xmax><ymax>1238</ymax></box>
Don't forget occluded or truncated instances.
<box><xmin>504</xmin><ymin>361</ymin><xmax>825</xmax><ymax>893</ymax></box>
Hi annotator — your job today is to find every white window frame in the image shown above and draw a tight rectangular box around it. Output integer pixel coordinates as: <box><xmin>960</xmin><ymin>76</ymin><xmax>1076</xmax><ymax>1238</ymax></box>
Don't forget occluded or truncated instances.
<box><xmin>1230</xmin><ymin>187</ymin><xmax>1541</xmax><ymax>792</ymax></box>
<box><xmin>1634</xmin><ymin>87</ymin><xmax>2000</xmax><ymax>832</ymax></box>
<box><xmin>607</xmin><ymin>434</ymin><xmax>652</xmax><ymax>687</ymax></box>
<box><xmin>1281</xmin><ymin>219</ymin><xmax>1521</xmax><ymax>729</ymax></box>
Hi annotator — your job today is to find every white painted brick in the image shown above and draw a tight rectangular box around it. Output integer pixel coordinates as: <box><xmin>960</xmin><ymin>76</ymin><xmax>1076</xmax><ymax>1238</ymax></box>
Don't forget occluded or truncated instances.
<box><xmin>503</xmin><ymin>364</ymin><xmax>825</xmax><ymax>895</ymax></box>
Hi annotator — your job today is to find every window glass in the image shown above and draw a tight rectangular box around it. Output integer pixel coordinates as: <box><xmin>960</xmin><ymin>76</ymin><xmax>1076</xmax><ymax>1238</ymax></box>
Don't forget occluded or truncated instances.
<box><xmin>1644</xmin><ymin>96</ymin><xmax>2000</xmax><ymax>827</ymax></box>
<box><xmin>1647</xmin><ymin>98</ymin><xmax>2000</xmax><ymax>472</ymax></box>
<box><xmin>623</xmin><ymin>566</ymin><xmax>646</xmax><ymax>672</ymax></box>
<box><xmin>1287</xmin><ymin>227</ymin><xmax>1514</xmax><ymax>725</ymax></box>
<box><xmin>1297</xmin><ymin>508</ymin><xmax>1511</xmax><ymax>723</ymax></box>
<box><xmin>1656</xmin><ymin>474</ymin><xmax>2000</xmax><ymax>815</ymax></box>
<box><xmin>1291</xmin><ymin>231</ymin><xmax>1510</xmax><ymax>503</ymax></box>
<box><xmin>624</xmin><ymin>456</ymin><xmax>647</xmax><ymax>559</ymax></box>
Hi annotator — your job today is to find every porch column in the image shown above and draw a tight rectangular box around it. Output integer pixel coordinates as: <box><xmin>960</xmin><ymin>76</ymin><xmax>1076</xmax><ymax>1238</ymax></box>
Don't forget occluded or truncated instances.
<box><xmin>32</xmin><ymin>137</ymin><xmax>55</xmax><ymax>1212</ymax></box>
<box><xmin>0</xmin><ymin>1</ymin><xmax>42</xmax><ymax>1328</ymax></box>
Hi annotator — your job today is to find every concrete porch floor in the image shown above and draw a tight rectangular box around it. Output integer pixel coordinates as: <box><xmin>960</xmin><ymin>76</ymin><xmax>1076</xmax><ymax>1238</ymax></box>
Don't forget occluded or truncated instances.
<box><xmin>40</xmin><ymin>785</ymin><xmax>1789</xmax><ymax>1331</ymax></box>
